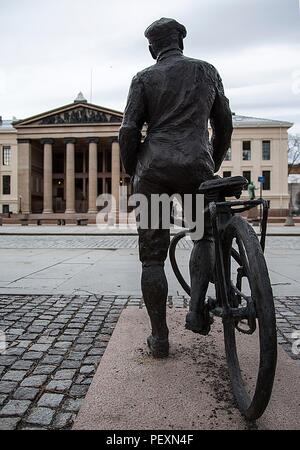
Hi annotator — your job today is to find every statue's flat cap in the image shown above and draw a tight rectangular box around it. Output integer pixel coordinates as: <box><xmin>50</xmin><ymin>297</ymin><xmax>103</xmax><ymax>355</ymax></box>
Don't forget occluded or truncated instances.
<box><xmin>144</xmin><ymin>18</ymin><xmax>187</xmax><ymax>42</ymax></box>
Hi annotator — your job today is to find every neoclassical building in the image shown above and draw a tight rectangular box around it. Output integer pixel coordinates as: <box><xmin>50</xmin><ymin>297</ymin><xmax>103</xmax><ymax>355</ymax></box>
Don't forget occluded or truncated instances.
<box><xmin>13</xmin><ymin>93</ymin><xmax>130</xmax><ymax>218</ymax></box>
<box><xmin>216</xmin><ymin>114</ymin><xmax>293</xmax><ymax>215</ymax></box>
<box><xmin>0</xmin><ymin>94</ymin><xmax>293</xmax><ymax>219</ymax></box>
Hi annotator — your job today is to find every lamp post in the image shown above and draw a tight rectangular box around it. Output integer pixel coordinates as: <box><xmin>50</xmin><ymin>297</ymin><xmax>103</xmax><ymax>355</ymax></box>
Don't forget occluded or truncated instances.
<box><xmin>285</xmin><ymin>182</ymin><xmax>295</xmax><ymax>226</ymax></box>
<box><xmin>19</xmin><ymin>196</ymin><xmax>22</xmax><ymax>214</ymax></box>
<box><xmin>257</xmin><ymin>176</ymin><xmax>265</xmax><ymax>225</ymax></box>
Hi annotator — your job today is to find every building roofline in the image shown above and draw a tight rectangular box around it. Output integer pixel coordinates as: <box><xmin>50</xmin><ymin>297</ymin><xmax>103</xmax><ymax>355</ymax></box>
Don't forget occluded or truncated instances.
<box><xmin>13</xmin><ymin>101</ymin><xmax>124</xmax><ymax>127</ymax></box>
<box><xmin>9</xmin><ymin>105</ymin><xmax>295</xmax><ymax>130</ymax></box>
<box><xmin>231</xmin><ymin>114</ymin><xmax>293</xmax><ymax>129</ymax></box>
<box><xmin>0</xmin><ymin>119</ymin><xmax>17</xmax><ymax>132</ymax></box>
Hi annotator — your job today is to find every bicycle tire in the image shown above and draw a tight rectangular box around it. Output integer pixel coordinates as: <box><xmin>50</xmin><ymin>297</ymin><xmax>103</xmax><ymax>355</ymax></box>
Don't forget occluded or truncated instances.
<box><xmin>222</xmin><ymin>216</ymin><xmax>277</xmax><ymax>420</ymax></box>
<box><xmin>169</xmin><ymin>230</ymin><xmax>191</xmax><ymax>296</ymax></box>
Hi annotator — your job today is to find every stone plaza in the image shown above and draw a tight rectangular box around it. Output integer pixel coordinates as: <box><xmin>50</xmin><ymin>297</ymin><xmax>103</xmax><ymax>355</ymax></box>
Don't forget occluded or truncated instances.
<box><xmin>0</xmin><ymin>230</ymin><xmax>299</xmax><ymax>429</ymax></box>
<box><xmin>1</xmin><ymin>0</ymin><xmax>300</xmax><ymax>434</ymax></box>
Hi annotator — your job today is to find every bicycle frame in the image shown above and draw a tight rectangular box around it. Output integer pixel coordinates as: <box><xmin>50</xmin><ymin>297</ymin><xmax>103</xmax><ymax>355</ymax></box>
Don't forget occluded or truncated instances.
<box><xmin>170</xmin><ymin>193</ymin><xmax>276</xmax><ymax>419</ymax></box>
<box><xmin>208</xmin><ymin>198</ymin><xmax>269</xmax><ymax>329</ymax></box>
<box><xmin>169</xmin><ymin>197</ymin><xmax>269</xmax><ymax>321</ymax></box>
<box><xmin>209</xmin><ymin>198</ymin><xmax>269</xmax><ymax>251</ymax></box>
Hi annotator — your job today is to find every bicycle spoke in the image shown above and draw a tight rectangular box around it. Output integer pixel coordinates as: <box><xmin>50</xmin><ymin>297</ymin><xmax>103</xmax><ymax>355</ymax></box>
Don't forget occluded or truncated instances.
<box><xmin>235</xmin><ymin>236</ymin><xmax>250</xmax><ymax>275</ymax></box>
<box><xmin>231</xmin><ymin>283</ymin><xmax>251</xmax><ymax>303</ymax></box>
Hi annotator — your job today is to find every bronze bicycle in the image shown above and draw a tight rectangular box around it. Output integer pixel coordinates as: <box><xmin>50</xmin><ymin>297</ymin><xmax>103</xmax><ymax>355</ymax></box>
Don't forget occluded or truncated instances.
<box><xmin>169</xmin><ymin>176</ymin><xmax>277</xmax><ymax>420</ymax></box>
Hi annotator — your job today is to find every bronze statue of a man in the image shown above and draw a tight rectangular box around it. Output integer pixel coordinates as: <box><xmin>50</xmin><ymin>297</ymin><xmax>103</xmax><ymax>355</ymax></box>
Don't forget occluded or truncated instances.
<box><xmin>119</xmin><ymin>18</ymin><xmax>233</xmax><ymax>358</ymax></box>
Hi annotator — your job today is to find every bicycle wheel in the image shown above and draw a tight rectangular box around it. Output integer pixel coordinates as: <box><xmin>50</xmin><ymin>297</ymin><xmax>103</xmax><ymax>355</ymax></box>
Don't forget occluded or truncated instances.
<box><xmin>221</xmin><ymin>216</ymin><xmax>277</xmax><ymax>420</ymax></box>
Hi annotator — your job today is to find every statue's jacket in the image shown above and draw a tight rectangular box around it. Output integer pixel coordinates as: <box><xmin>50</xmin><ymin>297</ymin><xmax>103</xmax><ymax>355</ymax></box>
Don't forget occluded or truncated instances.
<box><xmin>119</xmin><ymin>49</ymin><xmax>233</xmax><ymax>192</ymax></box>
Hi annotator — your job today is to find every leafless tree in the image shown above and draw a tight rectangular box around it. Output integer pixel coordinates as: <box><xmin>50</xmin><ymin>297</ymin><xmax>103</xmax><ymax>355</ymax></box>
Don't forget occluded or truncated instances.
<box><xmin>288</xmin><ymin>134</ymin><xmax>300</xmax><ymax>175</ymax></box>
<box><xmin>287</xmin><ymin>134</ymin><xmax>300</xmax><ymax>217</ymax></box>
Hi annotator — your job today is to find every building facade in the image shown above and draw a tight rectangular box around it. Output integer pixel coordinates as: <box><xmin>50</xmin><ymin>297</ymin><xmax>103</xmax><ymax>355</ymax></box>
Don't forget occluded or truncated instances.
<box><xmin>216</xmin><ymin>114</ymin><xmax>293</xmax><ymax>216</ymax></box>
<box><xmin>0</xmin><ymin>96</ymin><xmax>293</xmax><ymax>219</ymax></box>
<box><xmin>13</xmin><ymin>93</ymin><xmax>130</xmax><ymax>218</ymax></box>
<box><xmin>0</xmin><ymin>117</ymin><xmax>18</xmax><ymax>213</ymax></box>
<box><xmin>289</xmin><ymin>164</ymin><xmax>300</xmax><ymax>214</ymax></box>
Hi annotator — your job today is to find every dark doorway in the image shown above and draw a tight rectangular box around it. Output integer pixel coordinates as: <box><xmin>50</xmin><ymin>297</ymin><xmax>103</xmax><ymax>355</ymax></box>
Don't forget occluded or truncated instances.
<box><xmin>75</xmin><ymin>179</ymin><xmax>87</xmax><ymax>212</ymax></box>
<box><xmin>53</xmin><ymin>179</ymin><xmax>65</xmax><ymax>213</ymax></box>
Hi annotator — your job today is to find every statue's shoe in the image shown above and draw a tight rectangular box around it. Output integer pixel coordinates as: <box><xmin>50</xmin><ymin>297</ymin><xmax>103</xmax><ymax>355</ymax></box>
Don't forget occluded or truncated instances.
<box><xmin>185</xmin><ymin>311</ymin><xmax>213</xmax><ymax>336</ymax></box>
<box><xmin>147</xmin><ymin>335</ymin><xmax>169</xmax><ymax>359</ymax></box>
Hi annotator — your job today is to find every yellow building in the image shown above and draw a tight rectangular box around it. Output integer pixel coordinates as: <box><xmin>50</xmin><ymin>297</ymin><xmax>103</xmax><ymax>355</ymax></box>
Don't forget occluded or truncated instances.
<box><xmin>0</xmin><ymin>117</ymin><xmax>18</xmax><ymax>213</ymax></box>
<box><xmin>0</xmin><ymin>95</ymin><xmax>293</xmax><ymax>219</ymax></box>
<box><xmin>216</xmin><ymin>114</ymin><xmax>293</xmax><ymax>216</ymax></box>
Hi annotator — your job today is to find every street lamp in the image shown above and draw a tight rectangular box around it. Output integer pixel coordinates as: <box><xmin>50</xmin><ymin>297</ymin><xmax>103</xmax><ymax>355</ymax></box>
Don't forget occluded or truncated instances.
<box><xmin>19</xmin><ymin>196</ymin><xmax>22</xmax><ymax>214</ymax></box>
<box><xmin>285</xmin><ymin>181</ymin><xmax>295</xmax><ymax>226</ymax></box>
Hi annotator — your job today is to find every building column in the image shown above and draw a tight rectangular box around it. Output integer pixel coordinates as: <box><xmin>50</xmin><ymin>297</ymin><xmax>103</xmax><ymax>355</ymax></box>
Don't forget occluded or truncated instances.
<box><xmin>42</xmin><ymin>139</ymin><xmax>54</xmax><ymax>213</ymax></box>
<box><xmin>17</xmin><ymin>139</ymin><xmax>32</xmax><ymax>214</ymax></box>
<box><xmin>88</xmin><ymin>138</ymin><xmax>99</xmax><ymax>213</ymax></box>
<box><xmin>111</xmin><ymin>140</ymin><xmax>120</xmax><ymax>212</ymax></box>
<box><xmin>65</xmin><ymin>138</ymin><xmax>76</xmax><ymax>214</ymax></box>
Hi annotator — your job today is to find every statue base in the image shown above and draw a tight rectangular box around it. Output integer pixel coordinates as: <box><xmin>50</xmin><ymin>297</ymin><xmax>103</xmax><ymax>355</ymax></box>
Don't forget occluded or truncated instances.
<box><xmin>73</xmin><ymin>308</ymin><xmax>300</xmax><ymax>430</ymax></box>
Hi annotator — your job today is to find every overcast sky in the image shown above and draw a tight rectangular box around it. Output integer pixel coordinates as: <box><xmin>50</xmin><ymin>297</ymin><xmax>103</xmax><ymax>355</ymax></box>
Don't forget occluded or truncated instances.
<box><xmin>1</xmin><ymin>0</ymin><xmax>300</xmax><ymax>133</ymax></box>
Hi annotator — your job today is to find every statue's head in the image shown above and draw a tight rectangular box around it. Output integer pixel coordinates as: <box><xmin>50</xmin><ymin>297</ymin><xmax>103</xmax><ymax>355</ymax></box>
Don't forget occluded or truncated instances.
<box><xmin>144</xmin><ymin>18</ymin><xmax>187</xmax><ymax>60</ymax></box>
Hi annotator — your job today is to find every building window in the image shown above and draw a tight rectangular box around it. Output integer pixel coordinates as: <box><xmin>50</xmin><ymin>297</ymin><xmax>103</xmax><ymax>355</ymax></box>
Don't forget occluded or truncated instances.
<box><xmin>262</xmin><ymin>140</ymin><xmax>271</xmax><ymax>160</ymax></box>
<box><xmin>2</xmin><ymin>146</ymin><xmax>11</xmax><ymax>166</ymax></box>
<box><xmin>75</xmin><ymin>151</ymin><xmax>84</xmax><ymax>173</ymax></box>
<box><xmin>53</xmin><ymin>152</ymin><xmax>64</xmax><ymax>174</ymax></box>
<box><xmin>97</xmin><ymin>178</ymin><xmax>103</xmax><ymax>196</ymax></box>
<box><xmin>106</xmin><ymin>178</ymin><xmax>112</xmax><ymax>193</ymax></box>
<box><xmin>2</xmin><ymin>205</ymin><xmax>9</xmax><ymax>214</ymax></box>
<box><xmin>106</xmin><ymin>151</ymin><xmax>112</xmax><ymax>173</ymax></box>
<box><xmin>36</xmin><ymin>177</ymin><xmax>41</xmax><ymax>193</ymax></box>
<box><xmin>242</xmin><ymin>171</ymin><xmax>251</xmax><ymax>190</ymax></box>
<box><xmin>262</xmin><ymin>170</ymin><xmax>271</xmax><ymax>190</ymax></box>
<box><xmin>224</xmin><ymin>147</ymin><xmax>232</xmax><ymax>161</ymax></box>
<box><xmin>242</xmin><ymin>141</ymin><xmax>251</xmax><ymax>161</ymax></box>
<box><xmin>98</xmin><ymin>152</ymin><xmax>103</xmax><ymax>172</ymax></box>
<box><xmin>223</xmin><ymin>171</ymin><xmax>232</xmax><ymax>178</ymax></box>
<box><xmin>2</xmin><ymin>175</ymin><xmax>11</xmax><ymax>195</ymax></box>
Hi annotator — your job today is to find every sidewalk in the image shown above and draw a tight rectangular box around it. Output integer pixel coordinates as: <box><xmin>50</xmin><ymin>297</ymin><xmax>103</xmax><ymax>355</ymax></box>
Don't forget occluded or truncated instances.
<box><xmin>0</xmin><ymin>224</ymin><xmax>300</xmax><ymax>236</ymax></box>
<box><xmin>0</xmin><ymin>225</ymin><xmax>138</xmax><ymax>236</ymax></box>
<box><xmin>73</xmin><ymin>308</ymin><xmax>300</xmax><ymax>430</ymax></box>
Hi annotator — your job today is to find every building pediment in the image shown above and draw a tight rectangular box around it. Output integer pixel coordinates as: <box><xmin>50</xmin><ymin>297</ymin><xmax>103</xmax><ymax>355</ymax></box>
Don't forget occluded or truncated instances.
<box><xmin>38</xmin><ymin>105</ymin><xmax>123</xmax><ymax>125</ymax></box>
<box><xmin>14</xmin><ymin>101</ymin><xmax>123</xmax><ymax>128</ymax></box>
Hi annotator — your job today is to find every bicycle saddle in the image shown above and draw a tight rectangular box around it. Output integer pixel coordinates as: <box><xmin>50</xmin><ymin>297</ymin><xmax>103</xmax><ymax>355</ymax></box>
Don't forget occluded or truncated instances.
<box><xmin>198</xmin><ymin>176</ymin><xmax>248</xmax><ymax>199</ymax></box>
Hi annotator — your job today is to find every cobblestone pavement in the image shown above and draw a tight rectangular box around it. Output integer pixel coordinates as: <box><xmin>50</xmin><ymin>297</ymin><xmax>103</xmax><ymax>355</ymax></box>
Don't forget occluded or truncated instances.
<box><xmin>275</xmin><ymin>297</ymin><xmax>300</xmax><ymax>360</ymax></box>
<box><xmin>0</xmin><ymin>294</ymin><xmax>132</xmax><ymax>430</ymax></box>
<box><xmin>0</xmin><ymin>294</ymin><xmax>299</xmax><ymax>430</ymax></box>
<box><xmin>0</xmin><ymin>235</ymin><xmax>299</xmax><ymax>250</ymax></box>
